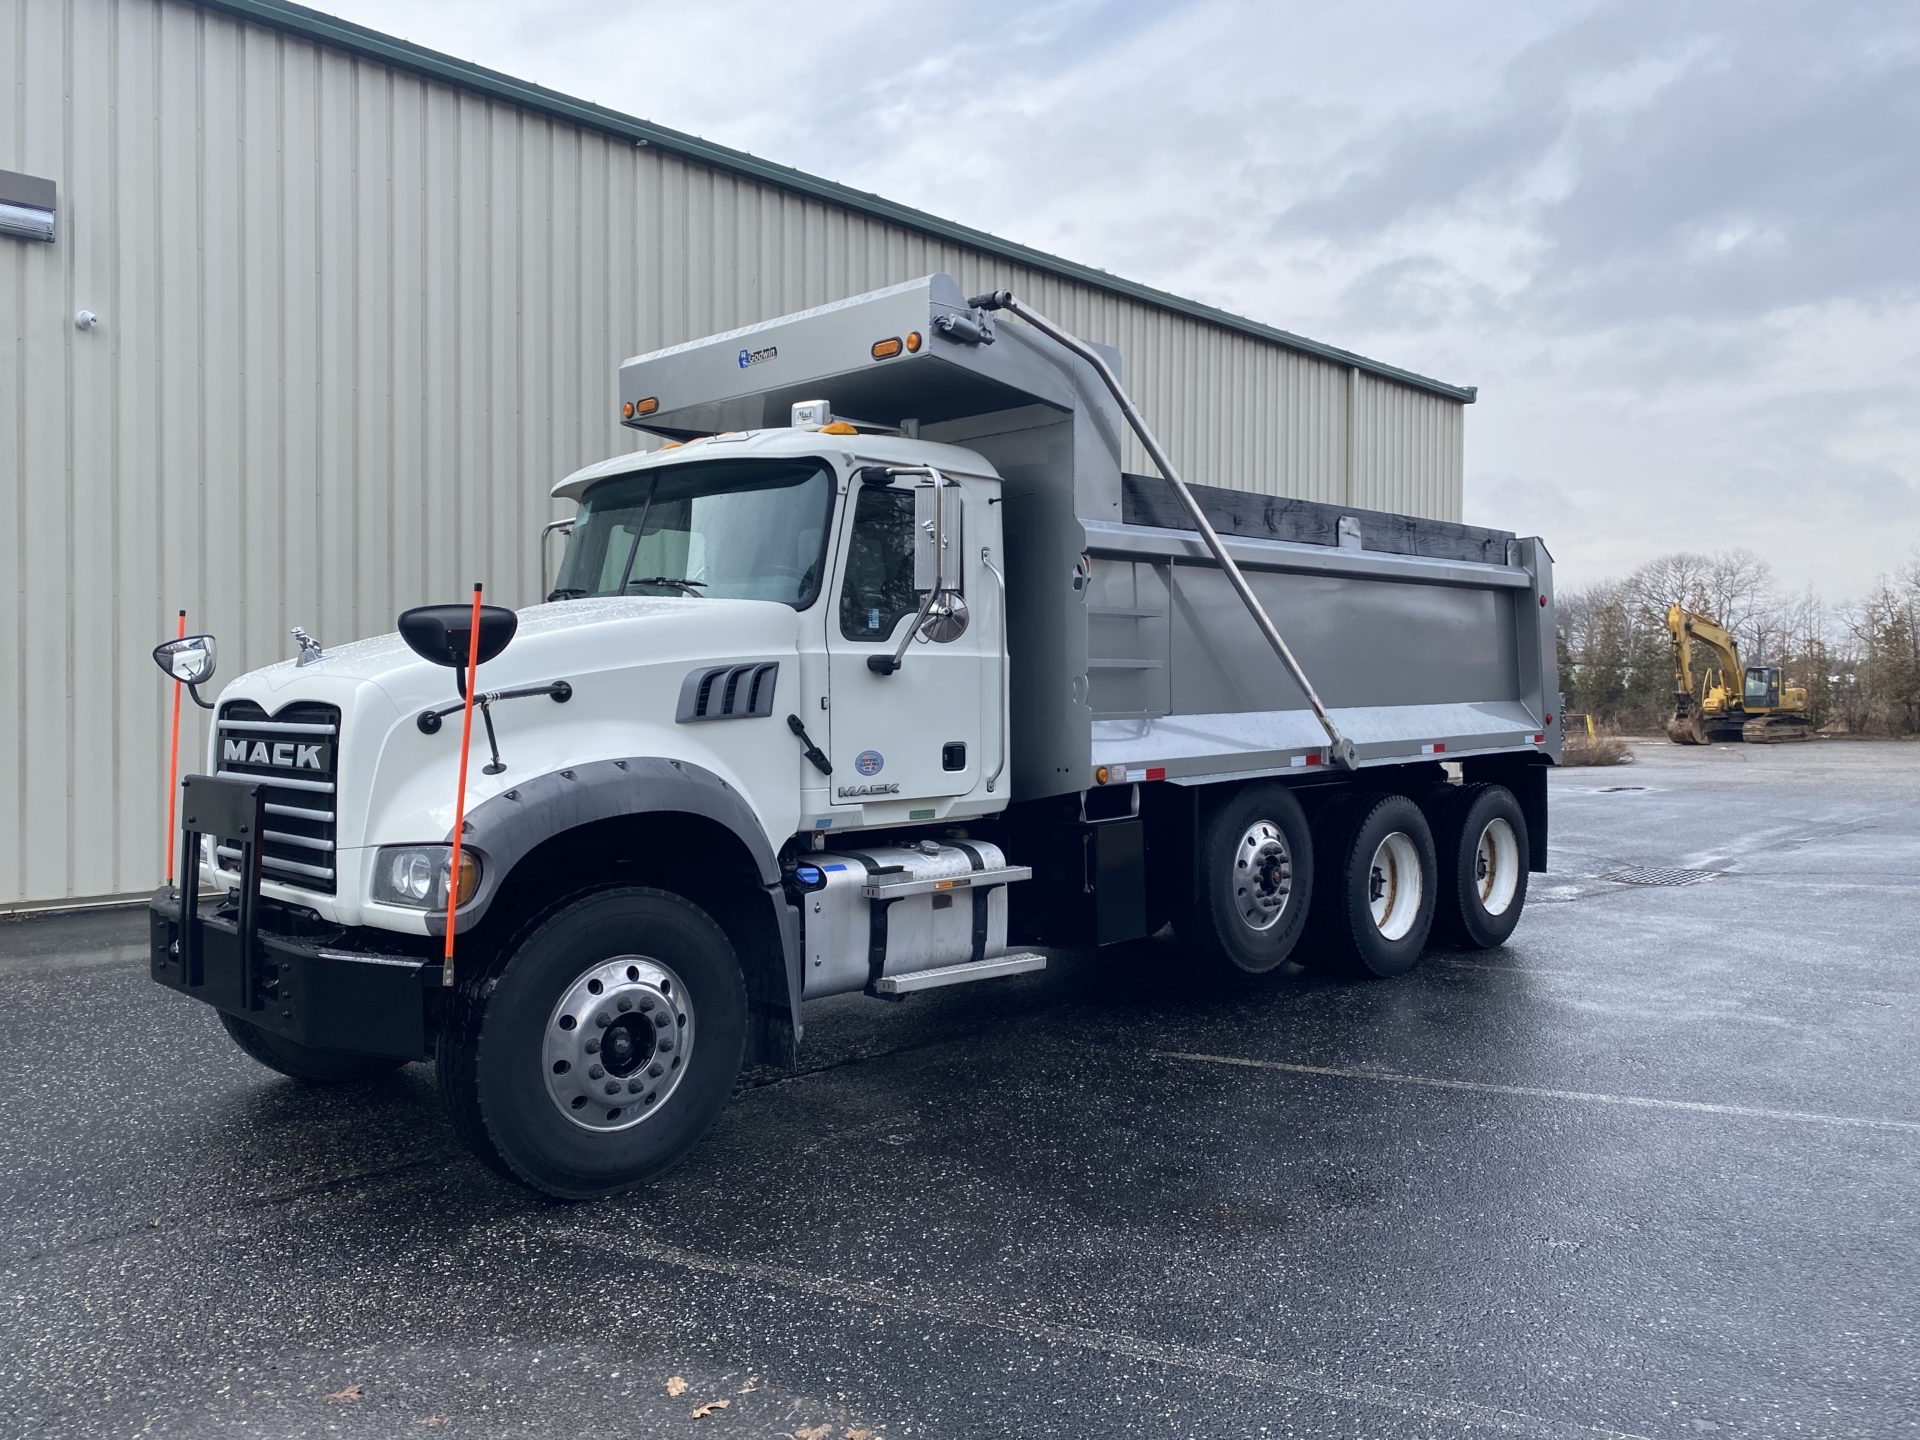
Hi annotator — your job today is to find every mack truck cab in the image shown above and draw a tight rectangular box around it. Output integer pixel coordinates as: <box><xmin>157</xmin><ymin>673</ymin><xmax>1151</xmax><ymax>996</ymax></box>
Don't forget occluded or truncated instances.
<box><xmin>150</xmin><ymin>275</ymin><xmax>1557</xmax><ymax>1197</ymax></box>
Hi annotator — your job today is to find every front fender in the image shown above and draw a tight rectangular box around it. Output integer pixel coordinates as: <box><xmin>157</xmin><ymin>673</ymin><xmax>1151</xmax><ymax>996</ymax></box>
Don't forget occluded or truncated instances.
<box><xmin>438</xmin><ymin>757</ymin><xmax>803</xmax><ymax>1061</ymax></box>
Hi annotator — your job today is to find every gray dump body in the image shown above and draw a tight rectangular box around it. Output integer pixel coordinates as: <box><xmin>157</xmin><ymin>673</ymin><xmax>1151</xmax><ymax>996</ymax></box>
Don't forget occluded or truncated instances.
<box><xmin>620</xmin><ymin>274</ymin><xmax>1559</xmax><ymax>803</ymax></box>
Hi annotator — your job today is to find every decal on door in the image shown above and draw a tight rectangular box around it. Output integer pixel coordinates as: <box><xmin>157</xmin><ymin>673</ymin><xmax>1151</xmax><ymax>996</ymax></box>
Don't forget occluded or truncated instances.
<box><xmin>855</xmin><ymin>750</ymin><xmax>885</xmax><ymax>776</ymax></box>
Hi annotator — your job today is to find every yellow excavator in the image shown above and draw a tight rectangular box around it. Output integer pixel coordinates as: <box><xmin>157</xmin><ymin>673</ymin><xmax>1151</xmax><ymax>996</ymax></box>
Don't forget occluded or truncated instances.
<box><xmin>1666</xmin><ymin>604</ymin><xmax>1811</xmax><ymax>744</ymax></box>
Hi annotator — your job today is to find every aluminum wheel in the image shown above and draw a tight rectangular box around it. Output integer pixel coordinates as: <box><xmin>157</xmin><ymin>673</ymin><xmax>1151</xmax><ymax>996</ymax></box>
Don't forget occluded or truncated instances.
<box><xmin>1367</xmin><ymin>831</ymin><xmax>1424</xmax><ymax>941</ymax></box>
<box><xmin>542</xmin><ymin>955</ymin><xmax>695</xmax><ymax>1132</ymax></box>
<box><xmin>1232</xmin><ymin>819</ymin><xmax>1294</xmax><ymax>932</ymax></box>
<box><xmin>1474</xmin><ymin>817</ymin><xmax>1522</xmax><ymax>917</ymax></box>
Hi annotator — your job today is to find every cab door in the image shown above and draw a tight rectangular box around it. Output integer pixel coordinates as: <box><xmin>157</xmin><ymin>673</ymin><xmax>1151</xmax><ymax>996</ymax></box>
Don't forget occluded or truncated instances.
<box><xmin>824</xmin><ymin>473</ymin><xmax>989</xmax><ymax>808</ymax></box>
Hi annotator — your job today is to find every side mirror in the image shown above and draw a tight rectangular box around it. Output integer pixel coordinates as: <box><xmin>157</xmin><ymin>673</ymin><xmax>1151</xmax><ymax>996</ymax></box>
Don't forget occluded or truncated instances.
<box><xmin>913</xmin><ymin>482</ymin><xmax>963</xmax><ymax>594</ymax></box>
<box><xmin>153</xmin><ymin>634</ymin><xmax>219</xmax><ymax>709</ymax></box>
<box><xmin>398</xmin><ymin>604</ymin><xmax>519</xmax><ymax>689</ymax></box>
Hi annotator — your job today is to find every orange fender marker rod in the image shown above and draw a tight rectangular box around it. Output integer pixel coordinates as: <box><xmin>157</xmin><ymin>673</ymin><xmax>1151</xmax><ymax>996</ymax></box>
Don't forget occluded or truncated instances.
<box><xmin>164</xmin><ymin>609</ymin><xmax>187</xmax><ymax>886</ymax></box>
<box><xmin>443</xmin><ymin>582</ymin><xmax>485</xmax><ymax>987</ymax></box>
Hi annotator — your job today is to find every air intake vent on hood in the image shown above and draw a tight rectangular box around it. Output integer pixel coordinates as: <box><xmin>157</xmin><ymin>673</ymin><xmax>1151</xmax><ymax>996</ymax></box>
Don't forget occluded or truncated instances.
<box><xmin>676</xmin><ymin>662</ymin><xmax>779</xmax><ymax>722</ymax></box>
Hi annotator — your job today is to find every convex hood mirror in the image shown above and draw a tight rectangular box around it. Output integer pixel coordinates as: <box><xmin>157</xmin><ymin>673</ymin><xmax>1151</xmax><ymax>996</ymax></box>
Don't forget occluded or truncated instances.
<box><xmin>153</xmin><ymin>634</ymin><xmax>218</xmax><ymax>686</ymax></box>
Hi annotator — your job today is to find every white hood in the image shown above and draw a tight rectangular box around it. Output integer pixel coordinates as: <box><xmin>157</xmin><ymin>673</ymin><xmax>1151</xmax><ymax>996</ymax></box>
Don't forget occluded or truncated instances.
<box><xmin>209</xmin><ymin>596</ymin><xmax>808</xmax><ymax>929</ymax></box>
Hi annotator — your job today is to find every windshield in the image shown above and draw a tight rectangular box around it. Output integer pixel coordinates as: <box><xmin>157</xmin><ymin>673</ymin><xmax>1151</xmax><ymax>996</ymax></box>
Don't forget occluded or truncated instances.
<box><xmin>552</xmin><ymin>458</ymin><xmax>834</xmax><ymax>607</ymax></box>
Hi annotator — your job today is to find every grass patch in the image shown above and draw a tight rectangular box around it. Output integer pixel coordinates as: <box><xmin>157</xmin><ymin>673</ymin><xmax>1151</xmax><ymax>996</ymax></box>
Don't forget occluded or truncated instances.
<box><xmin>1560</xmin><ymin>732</ymin><xmax>1632</xmax><ymax>767</ymax></box>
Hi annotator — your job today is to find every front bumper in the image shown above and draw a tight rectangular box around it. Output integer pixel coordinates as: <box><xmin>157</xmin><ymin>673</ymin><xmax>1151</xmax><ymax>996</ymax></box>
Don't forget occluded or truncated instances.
<box><xmin>149</xmin><ymin>887</ymin><xmax>439</xmax><ymax>1060</ymax></box>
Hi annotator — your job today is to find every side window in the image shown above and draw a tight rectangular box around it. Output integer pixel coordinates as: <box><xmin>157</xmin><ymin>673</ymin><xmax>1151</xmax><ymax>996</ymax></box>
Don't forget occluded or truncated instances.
<box><xmin>839</xmin><ymin>487</ymin><xmax>920</xmax><ymax>640</ymax></box>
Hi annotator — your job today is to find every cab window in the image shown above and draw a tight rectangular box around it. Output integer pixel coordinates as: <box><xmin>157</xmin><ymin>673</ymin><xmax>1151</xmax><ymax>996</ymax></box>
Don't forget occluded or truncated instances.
<box><xmin>839</xmin><ymin>487</ymin><xmax>921</xmax><ymax>640</ymax></box>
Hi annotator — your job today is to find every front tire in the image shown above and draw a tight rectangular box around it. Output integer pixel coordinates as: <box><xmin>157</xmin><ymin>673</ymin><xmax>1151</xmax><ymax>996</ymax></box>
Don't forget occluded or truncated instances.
<box><xmin>217</xmin><ymin>1011</ymin><xmax>407</xmax><ymax>1083</ymax></box>
<box><xmin>1427</xmin><ymin>783</ymin><xmax>1529</xmax><ymax>949</ymax></box>
<box><xmin>1177</xmin><ymin>781</ymin><xmax>1314</xmax><ymax>975</ymax></box>
<box><xmin>437</xmin><ymin>886</ymin><xmax>746</xmax><ymax>1199</ymax></box>
<box><xmin>1303</xmin><ymin>792</ymin><xmax>1438</xmax><ymax>978</ymax></box>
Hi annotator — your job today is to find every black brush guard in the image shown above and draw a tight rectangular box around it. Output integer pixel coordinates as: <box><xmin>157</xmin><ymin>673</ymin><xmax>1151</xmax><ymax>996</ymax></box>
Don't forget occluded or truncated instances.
<box><xmin>149</xmin><ymin>774</ymin><xmax>439</xmax><ymax>1060</ymax></box>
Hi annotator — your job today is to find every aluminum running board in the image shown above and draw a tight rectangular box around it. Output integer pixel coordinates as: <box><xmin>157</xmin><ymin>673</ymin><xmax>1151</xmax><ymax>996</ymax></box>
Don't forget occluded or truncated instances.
<box><xmin>969</xmin><ymin>289</ymin><xmax>1359</xmax><ymax>770</ymax></box>
<box><xmin>873</xmin><ymin>951</ymin><xmax>1047</xmax><ymax>995</ymax></box>
<box><xmin>859</xmin><ymin>864</ymin><xmax>1032</xmax><ymax>900</ymax></box>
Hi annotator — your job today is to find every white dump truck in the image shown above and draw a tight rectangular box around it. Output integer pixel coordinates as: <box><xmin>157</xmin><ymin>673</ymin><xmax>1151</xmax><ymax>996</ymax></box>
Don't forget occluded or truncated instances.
<box><xmin>149</xmin><ymin>275</ymin><xmax>1559</xmax><ymax>1197</ymax></box>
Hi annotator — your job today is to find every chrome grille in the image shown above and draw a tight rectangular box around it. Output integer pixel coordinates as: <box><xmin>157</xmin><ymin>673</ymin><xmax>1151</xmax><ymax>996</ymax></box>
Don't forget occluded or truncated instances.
<box><xmin>213</xmin><ymin>699</ymin><xmax>341</xmax><ymax>894</ymax></box>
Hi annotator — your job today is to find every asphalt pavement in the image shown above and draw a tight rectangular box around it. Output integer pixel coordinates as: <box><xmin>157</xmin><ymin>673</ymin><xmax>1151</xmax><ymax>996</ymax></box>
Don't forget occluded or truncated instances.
<box><xmin>2</xmin><ymin>740</ymin><xmax>1916</xmax><ymax>1439</ymax></box>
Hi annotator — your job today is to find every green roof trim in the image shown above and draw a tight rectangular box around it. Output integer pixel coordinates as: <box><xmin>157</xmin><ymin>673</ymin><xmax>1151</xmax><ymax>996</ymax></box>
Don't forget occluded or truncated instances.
<box><xmin>193</xmin><ymin>0</ymin><xmax>1476</xmax><ymax>404</ymax></box>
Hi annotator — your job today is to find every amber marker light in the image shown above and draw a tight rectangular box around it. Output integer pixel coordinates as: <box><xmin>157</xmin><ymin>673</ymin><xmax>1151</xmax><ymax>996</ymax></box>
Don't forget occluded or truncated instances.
<box><xmin>905</xmin><ymin>330</ymin><xmax>923</xmax><ymax>353</ymax></box>
<box><xmin>870</xmin><ymin>337</ymin><xmax>904</xmax><ymax>360</ymax></box>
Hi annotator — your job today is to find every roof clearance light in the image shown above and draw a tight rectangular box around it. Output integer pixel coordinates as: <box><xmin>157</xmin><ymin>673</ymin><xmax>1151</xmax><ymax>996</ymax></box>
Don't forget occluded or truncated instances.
<box><xmin>871</xmin><ymin>337</ymin><xmax>904</xmax><ymax>360</ymax></box>
<box><xmin>820</xmin><ymin>421</ymin><xmax>859</xmax><ymax>435</ymax></box>
<box><xmin>905</xmin><ymin>330</ymin><xmax>923</xmax><ymax>353</ymax></box>
<box><xmin>633</xmin><ymin>397</ymin><xmax>659</xmax><ymax>417</ymax></box>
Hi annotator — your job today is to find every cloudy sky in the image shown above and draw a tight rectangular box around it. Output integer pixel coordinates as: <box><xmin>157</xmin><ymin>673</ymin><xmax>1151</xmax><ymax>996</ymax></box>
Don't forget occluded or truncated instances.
<box><xmin>329</xmin><ymin>0</ymin><xmax>1919</xmax><ymax>601</ymax></box>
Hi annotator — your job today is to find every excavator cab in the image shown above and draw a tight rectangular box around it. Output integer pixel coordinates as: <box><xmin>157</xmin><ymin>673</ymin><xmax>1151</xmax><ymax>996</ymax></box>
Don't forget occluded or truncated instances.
<box><xmin>1743</xmin><ymin>666</ymin><xmax>1782</xmax><ymax>711</ymax></box>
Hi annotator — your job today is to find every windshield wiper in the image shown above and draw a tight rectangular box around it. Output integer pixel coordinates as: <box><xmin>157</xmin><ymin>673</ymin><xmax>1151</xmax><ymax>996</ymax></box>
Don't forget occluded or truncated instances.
<box><xmin>546</xmin><ymin>586</ymin><xmax>588</xmax><ymax>602</ymax></box>
<box><xmin>627</xmin><ymin>576</ymin><xmax>708</xmax><ymax>596</ymax></box>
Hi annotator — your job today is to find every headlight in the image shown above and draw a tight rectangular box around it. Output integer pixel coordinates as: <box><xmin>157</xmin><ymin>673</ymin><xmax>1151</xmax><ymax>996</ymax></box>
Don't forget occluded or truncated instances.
<box><xmin>371</xmin><ymin>845</ymin><xmax>480</xmax><ymax>909</ymax></box>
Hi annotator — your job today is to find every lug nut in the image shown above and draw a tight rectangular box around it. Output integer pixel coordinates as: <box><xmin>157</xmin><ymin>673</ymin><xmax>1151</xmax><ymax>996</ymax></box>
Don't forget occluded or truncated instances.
<box><xmin>604</xmin><ymin>1081</ymin><xmax>621</xmax><ymax>1096</ymax></box>
<box><xmin>647</xmin><ymin>1062</ymin><xmax>663</xmax><ymax>1078</ymax></box>
<box><xmin>616</xmin><ymin>996</ymin><xmax>633</xmax><ymax>1012</ymax></box>
<box><xmin>653</xmin><ymin>1012</ymin><xmax>669</xmax><ymax>1028</ymax></box>
<box><xmin>595</xmin><ymin>1012</ymin><xmax>612</xmax><ymax>1028</ymax></box>
<box><xmin>657</xmin><ymin>1038</ymin><xmax>674</xmax><ymax>1053</ymax></box>
<box><xmin>585</xmin><ymin>1038</ymin><xmax>600</xmax><ymax>1054</ymax></box>
<box><xmin>588</xmin><ymin>1065</ymin><xmax>604</xmax><ymax>1080</ymax></box>
<box><xmin>628</xmin><ymin>1078</ymin><xmax>645</xmax><ymax>1094</ymax></box>
<box><xmin>638</xmin><ymin>997</ymin><xmax>654</xmax><ymax>1012</ymax></box>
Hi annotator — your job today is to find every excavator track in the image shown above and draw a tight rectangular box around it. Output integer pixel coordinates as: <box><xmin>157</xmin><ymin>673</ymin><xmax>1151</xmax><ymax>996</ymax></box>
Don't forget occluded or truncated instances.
<box><xmin>1742</xmin><ymin>715</ymin><xmax>1811</xmax><ymax>743</ymax></box>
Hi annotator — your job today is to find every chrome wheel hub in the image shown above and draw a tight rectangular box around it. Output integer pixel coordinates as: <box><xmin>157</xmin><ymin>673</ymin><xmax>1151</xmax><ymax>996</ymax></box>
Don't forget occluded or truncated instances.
<box><xmin>1233</xmin><ymin>820</ymin><xmax>1293</xmax><ymax>932</ymax></box>
<box><xmin>543</xmin><ymin>955</ymin><xmax>694</xmax><ymax>1132</ymax></box>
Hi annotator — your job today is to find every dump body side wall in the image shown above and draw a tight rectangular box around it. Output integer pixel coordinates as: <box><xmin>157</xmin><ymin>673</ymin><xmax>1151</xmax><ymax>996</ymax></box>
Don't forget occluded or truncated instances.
<box><xmin>1079</xmin><ymin>521</ymin><xmax>1557</xmax><ymax>780</ymax></box>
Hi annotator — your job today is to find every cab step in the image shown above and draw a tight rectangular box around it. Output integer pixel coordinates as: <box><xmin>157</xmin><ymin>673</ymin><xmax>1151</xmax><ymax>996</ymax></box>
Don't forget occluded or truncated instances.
<box><xmin>872</xmin><ymin>951</ymin><xmax>1047</xmax><ymax>995</ymax></box>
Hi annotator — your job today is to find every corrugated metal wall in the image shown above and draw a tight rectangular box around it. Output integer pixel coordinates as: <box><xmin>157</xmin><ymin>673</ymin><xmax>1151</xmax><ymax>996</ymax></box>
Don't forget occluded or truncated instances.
<box><xmin>0</xmin><ymin>0</ymin><xmax>1467</xmax><ymax>907</ymax></box>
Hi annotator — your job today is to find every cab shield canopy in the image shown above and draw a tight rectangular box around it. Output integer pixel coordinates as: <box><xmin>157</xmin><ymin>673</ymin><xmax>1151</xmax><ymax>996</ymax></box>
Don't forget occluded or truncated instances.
<box><xmin>617</xmin><ymin>274</ymin><xmax>1101</xmax><ymax>439</ymax></box>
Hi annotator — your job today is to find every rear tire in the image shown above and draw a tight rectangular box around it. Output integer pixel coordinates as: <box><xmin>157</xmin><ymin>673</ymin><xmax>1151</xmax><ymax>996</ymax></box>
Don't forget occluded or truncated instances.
<box><xmin>1177</xmin><ymin>781</ymin><xmax>1314</xmax><ymax>975</ymax></box>
<box><xmin>1302</xmin><ymin>792</ymin><xmax>1437</xmax><ymax>978</ymax></box>
<box><xmin>1427</xmin><ymin>783</ymin><xmax>1529</xmax><ymax>949</ymax></box>
<box><xmin>436</xmin><ymin>885</ymin><xmax>746</xmax><ymax>1200</ymax></box>
<box><xmin>217</xmin><ymin>1011</ymin><xmax>407</xmax><ymax>1083</ymax></box>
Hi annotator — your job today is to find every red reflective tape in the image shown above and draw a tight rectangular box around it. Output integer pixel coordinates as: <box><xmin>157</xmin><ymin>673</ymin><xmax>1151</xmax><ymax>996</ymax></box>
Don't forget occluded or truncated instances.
<box><xmin>1144</xmin><ymin>766</ymin><xmax>1166</xmax><ymax>782</ymax></box>
<box><xmin>1305</xmin><ymin>754</ymin><xmax>1322</xmax><ymax>766</ymax></box>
